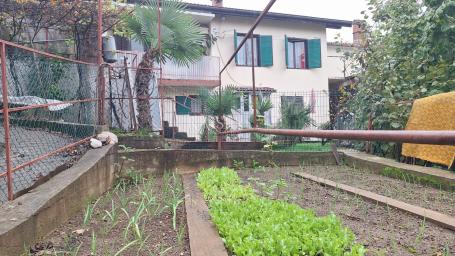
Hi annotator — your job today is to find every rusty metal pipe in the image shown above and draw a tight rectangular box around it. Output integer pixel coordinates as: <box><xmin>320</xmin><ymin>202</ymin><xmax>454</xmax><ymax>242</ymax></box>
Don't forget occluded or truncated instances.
<box><xmin>1</xmin><ymin>42</ymin><xmax>14</xmax><ymax>200</ymax></box>
<box><xmin>97</xmin><ymin>0</ymin><xmax>106</xmax><ymax>125</ymax></box>
<box><xmin>0</xmin><ymin>39</ymin><xmax>97</xmax><ymax>66</ymax></box>
<box><xmin>221</xmin><ymin>128</ymin><xmax>455</xmax><ymax>146</ymax></box>
<box><xmin>9</xmin><ymin>137</ymin><xmax>92</xmax><ymax>175</ymax></box>
<box><xmin>0</xmin><ymin>98</ymin><xmax>99</xmax><ymax>114</ymax></box>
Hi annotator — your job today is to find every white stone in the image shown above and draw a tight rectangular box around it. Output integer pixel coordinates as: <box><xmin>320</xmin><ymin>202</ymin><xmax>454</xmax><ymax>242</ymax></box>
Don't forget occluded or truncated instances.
<box><xmin>96</xmin><ymin>131</ymin><xmax>118</xmax><ymax>145</ymax></box>
<box><xmin>90</xmin><ymin>138</ymin><xmax>103</xmax><ymax>149</ymax></box>
<box><xmin>96</xmin><ymin>133</ymin><xmax>109</xmax><ymax>143</ymax></box>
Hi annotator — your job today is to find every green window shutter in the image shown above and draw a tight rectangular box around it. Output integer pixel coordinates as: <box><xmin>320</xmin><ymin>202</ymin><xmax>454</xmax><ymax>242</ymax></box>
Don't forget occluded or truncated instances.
<box><xmin>176</xmin><ymin>96</ymin><xmax>191</xmax><ymax>115</ymax></box>
<box><xmin>285</xmin><ymin>35</ymin><xmax>289</xmax><ymax>68</ymax></box>
<box><xmin>259</xmin><ymin>35</ymin><xmax>273</xmax><ymax>67</ymax></box>
<box><xmin>234</xmin><ymin>30</ymin><xmax>238</xmax><ymax>65</ymax></box>
<box><xmin>307</xmin><ymin>38</ymin><xmax>321</xmax><ymax>69</ymax></box>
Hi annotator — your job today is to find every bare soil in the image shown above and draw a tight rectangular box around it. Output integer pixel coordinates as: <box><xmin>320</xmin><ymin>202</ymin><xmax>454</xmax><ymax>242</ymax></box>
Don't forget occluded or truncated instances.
<box><xmin>238</xmin><ymin>167</ymin><xmax>455</xmax><ymax>256</ymax></box>
<box><xmin>29</xmin><ymin>172</ymin><xmax>190</xmax><ymax>256</ymax></box>
<box><xmin>297</xmin><ymin>165</ymin><xmax>455</xmax><ymax>217</ymax></box>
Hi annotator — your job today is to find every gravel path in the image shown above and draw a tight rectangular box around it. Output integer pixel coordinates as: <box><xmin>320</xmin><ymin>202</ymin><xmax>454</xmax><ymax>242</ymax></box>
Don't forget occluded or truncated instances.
<box><xmin>0</xmin><ymin>126</ymin><xmax>87</xmax><ymax>202</ymax></box>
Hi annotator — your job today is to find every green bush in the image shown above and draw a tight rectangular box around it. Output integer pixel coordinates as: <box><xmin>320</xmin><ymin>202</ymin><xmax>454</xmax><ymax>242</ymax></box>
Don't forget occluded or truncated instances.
<box><xmin>197</xmin><ymin>168</ymin><xmax>366</xmax><ymax>256</ymax></box>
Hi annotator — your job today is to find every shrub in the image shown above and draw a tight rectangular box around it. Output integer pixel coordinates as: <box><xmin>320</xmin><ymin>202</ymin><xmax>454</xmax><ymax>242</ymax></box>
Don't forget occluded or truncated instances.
<box><xmin>197</xmin><ymin>168</ymin><xmax>366</xmax><ymax>256</ymax></box>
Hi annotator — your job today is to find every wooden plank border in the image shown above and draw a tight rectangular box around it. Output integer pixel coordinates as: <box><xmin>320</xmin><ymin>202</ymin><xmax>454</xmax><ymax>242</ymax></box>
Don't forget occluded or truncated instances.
<box><xmin>182</xmin><ymin>174</ymin><xmax>228</xmax><ymax>256</ymax></box>
<box><xmin>292</xmin><ymin>172</ymin><xmax>455</xmax><ymax>231</ymax></box>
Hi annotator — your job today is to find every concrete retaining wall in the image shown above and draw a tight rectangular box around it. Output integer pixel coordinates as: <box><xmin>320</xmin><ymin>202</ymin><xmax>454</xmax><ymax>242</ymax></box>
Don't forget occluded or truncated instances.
<box><xmin>173</xmin><ymin>141</ymin><xmax>264</xmax><ymax>150</ymax></box>
<box><xmin>120</xmin><ymin>149</ymin><xmax>337</xmax><ymax>175</ymax></box>
<box><xmin>0</xmin><ymin>145</ymin><xmax>117</xmax><ymax>256</ymax></box>
<box><xmin>118</xmin><ymin>136</ymin><xmax>166</xmax><ymax>149</ymax></box>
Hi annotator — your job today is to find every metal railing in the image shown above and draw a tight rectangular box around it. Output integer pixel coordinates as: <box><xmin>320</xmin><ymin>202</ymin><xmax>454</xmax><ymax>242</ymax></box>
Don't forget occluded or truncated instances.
<box><xmin>0</xmin><ymin>39</ymin><xmax>103</xmax><ymax>202</ymax></box>
<box><xmin>111</xmin><ymin>51</ymin><xmax>221</xmax><ymax>82</ymax></box>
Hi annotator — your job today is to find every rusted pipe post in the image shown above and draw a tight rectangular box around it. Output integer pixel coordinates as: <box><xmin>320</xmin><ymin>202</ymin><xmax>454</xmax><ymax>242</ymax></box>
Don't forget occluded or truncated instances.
<box><xmin>1</xmin><ymin>42</ymin><xmax>14</xmax><ymax>200</ymax></box>
<box><xmin>157</xmin><ymin>0</ymin><xmax>166</xmax><ymax>137</ymax></box>
<box><xmin>251</xmin><ymin>35</ymin><xmax>257</xmax><ymax>129</ymax></box>
<box><xmin>97</xmin><ymin>0</ymin><xmax>105</xmax><ymax>125</ymax></box>
<box><xmin>217</xmin><ymin>133</ymin><xmax>222</xmax><ymax>150</ymax></box>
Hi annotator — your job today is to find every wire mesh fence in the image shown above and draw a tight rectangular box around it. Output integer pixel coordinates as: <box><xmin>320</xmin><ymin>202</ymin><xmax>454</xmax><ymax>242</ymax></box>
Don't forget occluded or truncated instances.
<box><xmin>0</xmin><ymin>40</ymin><xmax>101</xmax><ymax>202</ymax></box>
<box><xmin>106</xmin><ymin>74</ymin><xmax>365</xmax><ymax>147</ymax></box>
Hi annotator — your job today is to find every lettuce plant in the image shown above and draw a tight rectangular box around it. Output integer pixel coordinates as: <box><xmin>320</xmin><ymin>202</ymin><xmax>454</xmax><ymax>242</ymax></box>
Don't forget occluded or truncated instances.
<box><xmin>197</xmin><ymin>167</ymin><xmax>366</xmax><ymax>256</ymax></box>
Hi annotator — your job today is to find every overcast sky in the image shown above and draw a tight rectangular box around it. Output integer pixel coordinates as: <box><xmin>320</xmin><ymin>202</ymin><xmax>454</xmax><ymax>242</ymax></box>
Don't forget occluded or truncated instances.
<box><xmin>184</xmin><ymin>0</ymin><xmax>369</xmax><ymax>42</ymax></box>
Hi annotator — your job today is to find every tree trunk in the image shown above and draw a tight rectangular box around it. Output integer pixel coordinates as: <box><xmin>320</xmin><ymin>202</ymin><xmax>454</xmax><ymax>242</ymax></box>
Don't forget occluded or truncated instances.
<box><xmin>134</xmin><ymin>50</ymin><xmax>156</xmax><ymax>129</ymax></box>
<box><xmin>216</xmin><ymin>115</ymin><xmax>227</xmax><ymax>141</ymax></box>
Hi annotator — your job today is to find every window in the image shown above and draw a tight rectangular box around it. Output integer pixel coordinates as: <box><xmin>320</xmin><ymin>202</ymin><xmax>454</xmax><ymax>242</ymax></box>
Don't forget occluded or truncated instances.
<box><xmin>176</xmin><ymin>95</ymin><xmax>203</xmax><ymax>115</ymax></box>
<box><xmin>235</xmin><ymin>31</ymin><xmax>273</xmax><ymax>67</ymax></box>
<box><xmin>190</xmin><ymin>95</ymin><xmax>203</xmax><ymax>114</ymax></box>
<box><xmin>235</xmin><ymin>34</ymin><xmax>259</xmax><ymax>66</ymax></box>
<box><xmin>234</xmin><ymin>93</ymin><xmax>250</xmax><ymax>112</ymax></box>
<box><xmin>287</xmin><ymin>39</ymin><xmax>307</xmax><ymax>69</ymax></box>
<box><xmin>243</xmin><ymin>93</ymin><xmax>250</xmax><ymax>111</ymax></box>
<box><xmin>285</xmin><ymin>36</ymin><xmax>321</xmax><ymax>69</ymax></box>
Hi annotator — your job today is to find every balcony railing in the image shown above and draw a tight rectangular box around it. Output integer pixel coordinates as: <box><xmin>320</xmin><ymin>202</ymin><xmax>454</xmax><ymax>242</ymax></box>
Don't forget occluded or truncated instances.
<box><xmin>110</xmin><ymin>51</ymin><xmax>220</xmax><ymax>86</ymax></box>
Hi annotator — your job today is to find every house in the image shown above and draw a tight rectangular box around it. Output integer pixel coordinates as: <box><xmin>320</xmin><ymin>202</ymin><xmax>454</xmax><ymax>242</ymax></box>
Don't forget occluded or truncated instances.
<box><xmin>116</xmin><ymin>0</ymin><xmax>355</xmax><ymax>140</ymax></box>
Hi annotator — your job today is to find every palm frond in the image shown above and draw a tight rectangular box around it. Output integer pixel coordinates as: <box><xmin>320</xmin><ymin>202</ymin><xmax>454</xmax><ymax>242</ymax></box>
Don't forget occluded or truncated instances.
<box><xmin>199</xmin><ymin>85</ymin><xmax>238</xmax><ymax>117</ymax></box>
<box><xmin>257</xmin><ymin>97</ymin><xmax>273</xmax><ymax>115</ymax></box>
<box><xmin>279</xmin><ymin>103</ymin><xmax>315</xmax><ymax>129</ymax></box>
<box><xmin>124</xmin><ymin>0</ymin><xmax>205</xmax><ymax>66</ymax></box>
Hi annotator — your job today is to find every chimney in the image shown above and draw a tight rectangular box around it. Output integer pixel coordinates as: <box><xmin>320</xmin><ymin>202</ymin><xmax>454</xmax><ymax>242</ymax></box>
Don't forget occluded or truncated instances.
<box><xmin>353</xmin><ymin>20</ymin><xmax>366</xmax><ymax>47</ymax></box>
<box><xmin>212</xmin><ymin>0</ymin><xmax>223</xmax><ymax>7</ymax></box>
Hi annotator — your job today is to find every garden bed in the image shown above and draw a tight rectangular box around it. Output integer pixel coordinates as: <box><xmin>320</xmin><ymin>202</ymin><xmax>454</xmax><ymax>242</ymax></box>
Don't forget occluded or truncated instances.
<box><xmin>29</xmin><ymin>171</ymin><xmax>189</xmax><ymax>256</ymax></box>
<box><xmin>297</xmin><ymin>165</ymin><xmax>455</xmax><ymax>217</ymax></box>
<box><xmin>197</xmin><ymin>167</ymin><xmax>365</xmax><ymax>255</ymax></box>
<box><xmin>237</xmin><ymin>167</ymin><xmax>455</xmax><ymax>255</ymax></box>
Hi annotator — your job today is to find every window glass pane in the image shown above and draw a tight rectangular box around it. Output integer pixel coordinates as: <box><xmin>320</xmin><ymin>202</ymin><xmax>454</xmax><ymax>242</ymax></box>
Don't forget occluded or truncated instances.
<box><xmin>234</xmin><ymin>94</ymin><xmax>241</xmax><ymax>110</ymax></box>
<box><xmin>236</xmin><ymin>34</ymin><xmax>258</xmax><ymax>66</ymax></box>
<box><xmin>295</xmin><ymin>41</ymin><xmax>306</xmax><ymax>69</ymax></box>
<box><xmin>237</xmin><ymin>35</ymin><xmax>246</xmax><ymax>65</ymax></box>
<box><xmin>287</xmin><ymin>41</ymin><xmax>295</xmax><ymax>68</ymax></box>
<box><xmin>176</xmin><ymin>96</ymin><xmax>191</xmax><ymax>115</ymax></box>
<box><xmin>253</xmin><ymin>38</ymin><xmax>258</xmax><ymax>66</ymax></box>
<box><xmin>245</xmin><ymin>38</ymin><xmax>252</xmax><ymax>66</ymax></box>
<box><xmin>243</xmin><ymin>93</ymin><xmax>250</xmax><ymax>111</ymax></box>
<box><xmin>190</xmin><ymin>95</ymin><xmax>202</xmax><ymax>114</ymax></box>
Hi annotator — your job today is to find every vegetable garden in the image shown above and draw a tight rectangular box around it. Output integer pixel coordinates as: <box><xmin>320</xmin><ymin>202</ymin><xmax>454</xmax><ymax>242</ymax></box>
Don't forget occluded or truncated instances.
<box><xmin>28</xmin><ymin>155</ymin><xmax>455</xmax><ymax>256</ymax></box>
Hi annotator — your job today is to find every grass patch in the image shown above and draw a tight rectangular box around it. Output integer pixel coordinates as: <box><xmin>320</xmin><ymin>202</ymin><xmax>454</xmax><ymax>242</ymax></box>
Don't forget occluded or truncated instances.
<box><xmin>197</xmin><ymin>167</ymin><xmax>365</xmax><ymax>256</ymax></box>
<box><xmin>381</xmin><ymin>167</ymin><xmax>455</xmax><ymax>191</ymax></box>
<box><xmin>273</xmin><ymin>143</ymin><xmax>331</xmax><ymax>152</ymax></box>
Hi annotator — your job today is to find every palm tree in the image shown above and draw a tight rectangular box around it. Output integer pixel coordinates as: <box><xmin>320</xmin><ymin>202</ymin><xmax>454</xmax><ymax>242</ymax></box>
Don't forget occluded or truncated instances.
<box><xmin>250</xmin><ymin>96</ymin><xmax>273</xmax><ymax>128</ymax></box>
<box><xmin>199</xmin><ymin>85</ymin><xmax>238</xmax><ymax>134</ymax></box>
<box><xmin>279</xmin><ymin>103</ymin><xmax>315</xmax><ymax>130</ymax></box>
<box><xmin>257</xmin><ymin>97</ymin><xmax>273</xmax><ymax>116</ymax></box>
<box><xmin>124</xmin><ymin>0</ymin><xmax>205</xmax><ymax>129</ymax></box>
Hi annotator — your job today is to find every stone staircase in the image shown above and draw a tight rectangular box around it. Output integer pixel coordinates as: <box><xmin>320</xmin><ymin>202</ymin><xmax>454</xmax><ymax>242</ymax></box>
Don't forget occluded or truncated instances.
<box><xmin>160</xmin><ymin>121</ymin><xmax>196</xmax><ymax>141</ymax></box>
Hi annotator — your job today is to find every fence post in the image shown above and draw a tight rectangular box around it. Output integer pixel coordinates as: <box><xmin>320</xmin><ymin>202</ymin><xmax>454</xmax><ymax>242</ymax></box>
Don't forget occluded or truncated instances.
<box><xmin>97</xmin><ymin>0</ymin><xmax>105</xmax><ymax>126</ymax></box>
<box><xmin>217</xmin><ymin>133</ymin><xmax>223</xmax><ymax>150</ymax></box>
<box><xmin>97</xmin><ymin>65</ymin><xmax>106</xmax><ymax>126</ymax></box>
<box><xmin>1</xmin><ymin>42</ymin><xmax>14</xmax><ymax>200</ymax></box>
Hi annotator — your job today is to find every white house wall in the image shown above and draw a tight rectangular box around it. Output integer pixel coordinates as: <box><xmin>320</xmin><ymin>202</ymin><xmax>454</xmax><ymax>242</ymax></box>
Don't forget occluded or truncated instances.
<box><xmin>326</xmin><ymin>44</ymin><xmax>354</xmax><ymax>80</ymax></box>
<box><xmin>210</xmin><ymin>16</ymin><xmax>330</xmax><ymax>92</ymax></box>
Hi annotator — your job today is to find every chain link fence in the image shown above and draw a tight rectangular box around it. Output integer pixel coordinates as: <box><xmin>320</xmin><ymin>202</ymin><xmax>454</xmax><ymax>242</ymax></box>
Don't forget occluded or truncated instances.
<box><xmin>0</xmin><ymin>40</ymin><xmax>101</xmax><ymax>202</ymax></box>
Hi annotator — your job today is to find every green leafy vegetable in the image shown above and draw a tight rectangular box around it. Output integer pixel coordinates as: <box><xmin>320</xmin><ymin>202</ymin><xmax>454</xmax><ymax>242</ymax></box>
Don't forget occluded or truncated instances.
<box><xmin>197</xmin><ymin>167</ymin><xmax>366</xmax><ymax>256</ymax></box>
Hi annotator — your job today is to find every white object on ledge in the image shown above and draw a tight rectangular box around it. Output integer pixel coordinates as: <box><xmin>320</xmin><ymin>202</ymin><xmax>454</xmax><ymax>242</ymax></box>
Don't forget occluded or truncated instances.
<box><xmin>90</xmin><ymin>138</ymin><xmax>103</xmax><ymax>149</ymax></box>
